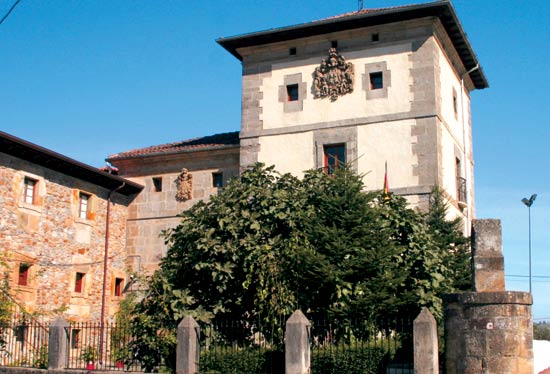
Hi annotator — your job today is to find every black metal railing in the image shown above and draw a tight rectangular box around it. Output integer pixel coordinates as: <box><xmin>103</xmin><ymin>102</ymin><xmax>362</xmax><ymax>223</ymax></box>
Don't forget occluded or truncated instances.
<box><xmin>457</xmin><ymin>176</ymin><xmax>467</xmax><ymax>204</ymax></box>
<box><xmin>66</xmin><ymin>321</ymin><xmax>141</xmax><ymax>371</ymax></box>
<box><xmin>310</xmin><ymin>317</ymin><xmax>413</xmax><ymax>374</ymax></box>
<box><xmin>0</xmin><ymin>316</ymin><xmax>49</xmax><ymax>368</ymax></box>
<box><xmin>198</xmin><ymin>318</ymin><xmax>286</xmax><ymax>374</ymax></box>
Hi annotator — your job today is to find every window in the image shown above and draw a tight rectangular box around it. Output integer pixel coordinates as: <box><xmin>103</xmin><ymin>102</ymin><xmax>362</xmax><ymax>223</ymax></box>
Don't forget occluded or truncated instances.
<box><xmin>23</xmin><ymin>177</ymin><xmax>37</xmax><ymax>204</ymax></box>
<box><xmin>78</xmin><ymin>193</ymin><xmax>90</xmax><ymax>219</ymax></box>
<box><xmin>287</xmin><ymin>84</ymin><xmax>299</xmax><ymax>102</ymax></box>
<box><xmin>152</xmin><ymin>177</ymin><xmax>163</xmax><ymax>192</ymax></box>
<box><xmin>212</xmin><ymin>173</ymin><xmax>223</xmax><ymax>188</ymax></box>
<box><xmin>369</xmin><ymin>72</ymin><xmax>383</xmax><ymax>90</ymax></box>
<box><xmin>18</xmin><ymin>263</ymin><xmax>30</xmax><ymax>286</ymax></box>
<box><xmin>74</xmin><ymin>272</ymin><xmax>85</xmax><ymax>293</ymax></box>
<box><xmin>371</xmin><ymin>33</ymin><xmax>380</xmax><ymax>42</ymax></box>
<box><xmin>323</xmin><ymin>144</ymin><xmax>346</xmax><ymax>174</ymax></box>
<box><xmin>114</xmin><ymin>278</ymin><xmax>124</xmax><ymax>297</ymax></box>
<box><xmin>71</xmin><ymin>329</ymin><xmax>81</xmax><ymax>349</ymax></box>
<box><xmin>453</xmin><ymin>88</ymin><xmax>458</xmax><ymax>117</ymax></box>
<box><xmin>289</xmin><ymin>47</ymin><xmax>296</xmax><ymax>56</ymax></box>
<box><xmin>331</xmin><ymin>40</ymin><xmax>338</xmax><ymax>48</ymax></box>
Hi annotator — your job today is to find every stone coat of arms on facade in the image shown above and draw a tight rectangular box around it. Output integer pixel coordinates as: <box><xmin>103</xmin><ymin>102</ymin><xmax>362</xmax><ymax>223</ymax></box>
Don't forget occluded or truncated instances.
<box><xmin>175</xmin><ymin>168</ymin><xmax>193</xmax><ymax>201</ymax></box>
<box><xmin>313</xmin><ymin>48</ymin><xmax>354</xmax><ymax>102</ymax></box>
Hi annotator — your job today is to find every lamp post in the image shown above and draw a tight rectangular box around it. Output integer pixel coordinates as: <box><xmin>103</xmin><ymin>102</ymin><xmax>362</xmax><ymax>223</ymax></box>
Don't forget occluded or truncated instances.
<box><xmin>521</xmin><ymin>194</ymin><xmax>537</xmax><ymax>293</ymax></box>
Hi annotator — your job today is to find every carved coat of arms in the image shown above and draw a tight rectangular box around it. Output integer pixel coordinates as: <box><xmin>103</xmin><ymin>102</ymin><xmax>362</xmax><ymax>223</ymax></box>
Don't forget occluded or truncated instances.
<box><xmin>313</xmin><ymin>48</ymin><xmax>354</xmax><ymax>101</ymax></box>
<box><xmin>175</xmin><ymin>168</ymin><xmax>193</xmax><ymax>201</ymax></box>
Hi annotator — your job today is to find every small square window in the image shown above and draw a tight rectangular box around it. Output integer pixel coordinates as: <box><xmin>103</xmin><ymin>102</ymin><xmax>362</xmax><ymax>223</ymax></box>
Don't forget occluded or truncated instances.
<box><xmin>23</xmin><ymin>177</ymin><xmax>37</xmax><ymax>204</ymax></box>
<box><xmin>18</xmin><ymin>263</ymin><xmax>30</xmax><ymax>286</ymax></box>
<box><xmin>289</xmin><ymin>47</ymin><xmax>296</xmax><ymax>56</ymax></box>
<box><xmin>287</xmin><ymin>84</ymin><xmax>299</xmax><ymax>102</ymax></box>
<box><xmin>71</xmin><ymin>329</ymin><xmax>81</xmax><ymax>349</ymax></box>
<box><xmin>369</xmin><ymin>72</ymin><xmax>383</xmax><ymax>90</ymax></box>
<box><xmin>453</xmin><ymin>89</ymin><xmax>458</xmax><ymax>116</ymax></box>
<box><xmin>331</xmin><ymin>40</ymin><xmax>338</xmax><ymax>48</ymax></box>
<box><xmin>78</xmin><ymin>193</ymin><xmax>90</xmax><ymax>219</ymax></box>
<box><xmin>114</xmin><ymin>278</ymin><xmax>124</xmax><ymax>297</ymax></box>
<box><xmin>371</xmin><ymin>33</ymin><xmax>380</xmax><ymax>42</ymax></box>
<box><xmin>212</xmin><ymin>173</ymin><xmax>223</xmax><ymax>188</ymax></box>
<box><xmin>75</xmin><ymin>272</ymin><xmax>85</xmax><ymax>293</ymax></box>
<box><xmin>152</xmin><ymin>177</ymin><xmax>163</xmax><ymax>192</ymax></box>
<box><xmin>323</xmin><ymin>144</ymin><xmax>346</xmax><ymax>174</ymax></box>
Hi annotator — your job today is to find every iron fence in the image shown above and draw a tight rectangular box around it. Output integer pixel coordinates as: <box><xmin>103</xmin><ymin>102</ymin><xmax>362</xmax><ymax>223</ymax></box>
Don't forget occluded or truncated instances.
<box><xmin>198</xmin><ymin>318</ymin><xmax>286</xmax><ymax>374</ymax></box>
<box><xmin>0</xmin><ymin>316</ymin><xmax>49</xmax><ymax>368</ymax></box>
<box><xmin>310</xmin><ymin>317</ymin><xmax>413</xmax><ymax>373</ymax></box>
<box><xmin>66</xmin><ymin>321</ymin><xmax>141</xmax><ymax>371</ymax></box>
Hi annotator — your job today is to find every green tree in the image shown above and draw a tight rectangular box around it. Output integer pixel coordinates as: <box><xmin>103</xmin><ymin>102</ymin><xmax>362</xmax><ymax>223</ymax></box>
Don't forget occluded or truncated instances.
<box><xmin>130</xmin><ymin>164</ymin><xmax>470</xmax><ymax>371</ymax></box>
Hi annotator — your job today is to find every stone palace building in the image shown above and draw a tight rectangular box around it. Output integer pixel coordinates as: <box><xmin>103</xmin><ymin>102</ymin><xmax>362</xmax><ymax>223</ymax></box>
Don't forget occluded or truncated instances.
<box><xmin>1</xmin><ymin>0</ymin><xmax>487</xmax><ymax>321</ymax></box>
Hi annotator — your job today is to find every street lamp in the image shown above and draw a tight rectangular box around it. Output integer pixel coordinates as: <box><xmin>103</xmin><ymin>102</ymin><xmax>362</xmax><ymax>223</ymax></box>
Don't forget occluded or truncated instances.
<box><xmin>521</xmin><ymin>194</ymin><xmax>537</xmax><ymax>293</ymax></box>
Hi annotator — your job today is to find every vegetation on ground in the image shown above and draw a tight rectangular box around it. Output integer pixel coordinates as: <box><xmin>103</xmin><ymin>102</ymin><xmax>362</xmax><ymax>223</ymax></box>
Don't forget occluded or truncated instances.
<box><xmin>127</xmin><ymin>164</ymin><xmax>470</xmax><ymax>371</ymax></box>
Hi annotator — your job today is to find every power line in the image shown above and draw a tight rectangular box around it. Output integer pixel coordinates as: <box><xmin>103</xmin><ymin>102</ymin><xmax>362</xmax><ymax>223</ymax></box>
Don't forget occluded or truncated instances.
<box><xmin>0</xmin><ymin>0</ymin><xmax>22</xmax><ymax>28</ymax></box>
<box><xmin>507</xmin><ymin>274</ymin><xmax>550</xmax><ymax>279</ymax></box>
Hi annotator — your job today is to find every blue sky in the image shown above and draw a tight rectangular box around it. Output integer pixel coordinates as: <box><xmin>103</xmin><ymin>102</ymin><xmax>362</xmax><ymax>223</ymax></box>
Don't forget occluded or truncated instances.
<box><xmin>1</xmin><ymin>1</ymin><xmax>549</xmax><ymax>318</ymax></box>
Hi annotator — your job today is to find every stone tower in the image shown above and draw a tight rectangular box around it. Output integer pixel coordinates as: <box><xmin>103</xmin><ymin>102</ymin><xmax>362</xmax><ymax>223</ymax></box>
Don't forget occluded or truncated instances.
<box><xmin>218</xmin><ymin>0</ymin><xmax>488</xmax><ymax>230</ymax></box>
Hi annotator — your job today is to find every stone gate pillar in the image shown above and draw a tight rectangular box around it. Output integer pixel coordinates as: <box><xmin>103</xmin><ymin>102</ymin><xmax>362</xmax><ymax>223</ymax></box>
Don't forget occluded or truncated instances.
<box><xmin>444</xmin><ymin>219</ymin><xmax>533</xmax><ymax>374</ymax></box>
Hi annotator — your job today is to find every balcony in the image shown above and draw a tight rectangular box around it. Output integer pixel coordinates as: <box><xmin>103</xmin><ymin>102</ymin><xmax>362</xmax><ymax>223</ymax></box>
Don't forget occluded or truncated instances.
<box><xmin>456</xmin><ymin>177</ymin><xmax>468</xmax><ymax>209</ymax></box>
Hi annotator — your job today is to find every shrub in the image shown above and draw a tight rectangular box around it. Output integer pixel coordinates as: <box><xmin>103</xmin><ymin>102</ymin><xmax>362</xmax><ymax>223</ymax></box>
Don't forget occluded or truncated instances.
<box><xmin>200</xmin><ymin>348</ymin><xmax>284</xmax><ymax>374</ymax></box>
<box><xmin>311</xmin><ymin>346</ymin><xmax>389</xmax><ymax>374</ymax></box>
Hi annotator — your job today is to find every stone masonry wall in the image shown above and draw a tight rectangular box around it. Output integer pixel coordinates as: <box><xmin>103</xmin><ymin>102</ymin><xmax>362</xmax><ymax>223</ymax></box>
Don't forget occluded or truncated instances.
<box><xmin>0</xmin><ymin>153</ymin><xmax>133</xmax><ymax>322</ymax></box>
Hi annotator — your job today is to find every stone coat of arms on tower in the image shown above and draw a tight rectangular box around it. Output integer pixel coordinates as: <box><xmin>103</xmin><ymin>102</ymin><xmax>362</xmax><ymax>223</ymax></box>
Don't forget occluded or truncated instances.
<box><xmin>313</xmin><ymin>48</ymin><xmax>354</xmax><ymax>102</ymax></box>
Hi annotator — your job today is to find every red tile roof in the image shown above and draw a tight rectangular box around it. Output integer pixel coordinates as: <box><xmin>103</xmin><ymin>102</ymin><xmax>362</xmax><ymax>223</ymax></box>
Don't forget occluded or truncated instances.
<box><xmin>107</xmin><ymin>131</ymin><xmax>240</xmax><ymax>161</ymax></box>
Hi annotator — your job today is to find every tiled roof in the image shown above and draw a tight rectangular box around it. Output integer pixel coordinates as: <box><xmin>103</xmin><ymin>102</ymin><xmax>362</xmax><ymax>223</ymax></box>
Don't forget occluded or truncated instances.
<box><xmin>0</xmin><ymin>131</ymin><xmax>143</xmax><ymax>196</ymax></box>
<box><xmin>320</xmin><ymin>4</ymin><xmax>415</xmax><ymax>21</ymax></box>
<box><xmin>107</xmin><ymin>131</ymin><xmax>240</xmax><ymax>161</ymax></box>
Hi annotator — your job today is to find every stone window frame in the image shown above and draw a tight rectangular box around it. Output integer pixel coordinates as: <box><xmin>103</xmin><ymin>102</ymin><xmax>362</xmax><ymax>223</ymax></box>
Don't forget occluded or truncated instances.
<box><xmin>73</xmin><ymin>189</ymin><xmax>97</xmax><ymax>225</ymax></box>
<box><xmin>452</xmin><ymin>87</ymin><xmax>458</xmax><ymax>119</ymax></box>
<box><xmin>17</xmin><ymin>172</ymin><xmax>45</xmax><ymax>214</ymax></box>
<box><xmin>278</xmin><ymin>73</ymin><xmax>307</xmax><ymax>112</ymax></box>
<box><xmin>314</xmin><ymin>127</ymin><xmax>358</xmax><ymax>173</ymax></box>
<box><xmin>362</xmin><ymin>61</ymin><xmax>391</xmax><ymax>100</ymax></box>
<box><xmin>11</xmin><ymin>253</ymin><xmax>37</xmax><ymax>290</ymax></box>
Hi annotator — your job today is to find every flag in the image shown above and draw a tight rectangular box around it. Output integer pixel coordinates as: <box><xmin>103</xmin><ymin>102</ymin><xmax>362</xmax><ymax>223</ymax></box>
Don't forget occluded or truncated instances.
<box><xmin>383</xmin><ymin>161</ymin><xmax>390</xmax><ymax>201</ymax></box>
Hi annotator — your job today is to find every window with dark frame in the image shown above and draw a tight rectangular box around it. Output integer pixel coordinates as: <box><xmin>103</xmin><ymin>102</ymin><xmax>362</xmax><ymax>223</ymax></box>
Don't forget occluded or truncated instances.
<box><xmin>287</xmin><ymin>84</ymin><xmax>299</xmax><ymax>102</ymax></box>
<box><xmin>15</xmin><ymin>325</ymin><xmax>27</xmax><ymax>342</ymax></box>
<box><xmin>23</xmin><ymin>177</ymin><xmax>37</xmax><ymax>204</ymax></box>
<box><xmin>18</xmin><ymin>263</ymin><xmax>30</xmax><ymax>286</ymax></box>
<box><xmin>74</xmin><ymin>272</ymin><xmax>85</xmax><ymax>293</ymax></box>
<box><xmin>71</xmin><ymin>329</ymin><xmax>81</xmax><ymax>349</ymax></box>
<box><xmin>114</xmin><ymin>278</ymin><xmax>124</xmax><ymax>297</ymax></box>
<box><xmin>369</xmin><ymin>72</ymin><xmax>383</xmax><ymax>90</ymax></box>
<box><xmin>152</xmin><ymin>177</ymin><xmax>163</xmax><ymax>192</ymax></box>
<box><xmin>453</xmin><ymin>89</ymin><xmax>458</xmax><ymax>116</ymax></box>
<box><xmin>78</xmin><ymin>193</ymin><xmax>90</xmax><ymax>219</ymax></box>
<box><xmin>212</xmin><ymin>173</ymin><xmax>223</xmax><ymax>188</ymax></box>
<box><xmin>323</xmin><ymin>144</ymin><xmax>346</xmax><ymax>174</ymax></box>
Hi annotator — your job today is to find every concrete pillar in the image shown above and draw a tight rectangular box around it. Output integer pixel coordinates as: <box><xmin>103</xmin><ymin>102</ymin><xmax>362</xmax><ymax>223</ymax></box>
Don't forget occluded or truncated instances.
<box><xmin>285</xmin><ymin>310</ymin><xmax>310</xmax><ymax>374</ymax></box>
<box><xmin>48</xmin><ymin>316</ymin><xmax>69</xmax><ymax>370</ymax></box>
<box><xmin>414</xmin><ymin>307</ymin><xmax>438</xmax><ymax>374</ymax></box>
<box><xmin>176</xmin><ymin>316</ymin><xmax>200</xmax><ymax>374</ymax></box>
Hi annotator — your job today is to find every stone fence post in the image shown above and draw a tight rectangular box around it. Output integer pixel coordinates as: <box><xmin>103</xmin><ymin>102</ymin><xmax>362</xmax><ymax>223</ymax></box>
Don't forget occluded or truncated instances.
<box><xmin>414</xmin><ymin>307</ymin><xmax>438</xmax><ymax>374</ymax></box>
<box><xmin>48</xmin><ymin>316</ymin><xmax>69</xmax><ymax>370</ymax></box>
<box><xmin>285</xmin><ymin>310</ymin><xmax>311</xmax><ymax>374</ymax></box>
<box><xmin>176</xmin><ymin>316</ymin><xmax>200</xmax><ymax>374</ymax></box>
